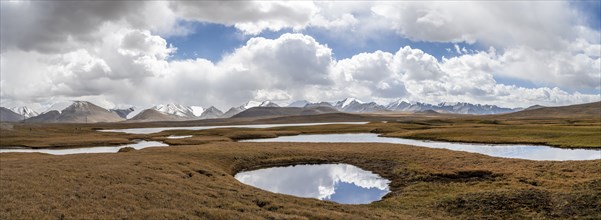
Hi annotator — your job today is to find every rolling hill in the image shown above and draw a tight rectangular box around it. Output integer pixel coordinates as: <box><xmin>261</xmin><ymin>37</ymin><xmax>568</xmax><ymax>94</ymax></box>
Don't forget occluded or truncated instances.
<box><xmin>502</xmin><ymin>101</ymin><xmax>601</xmax><ymax>118</ymax></box>
<box><xmin>0</xmin><ymin>107</ymin><xmax>23</xmax><ymax>122</ymax></box>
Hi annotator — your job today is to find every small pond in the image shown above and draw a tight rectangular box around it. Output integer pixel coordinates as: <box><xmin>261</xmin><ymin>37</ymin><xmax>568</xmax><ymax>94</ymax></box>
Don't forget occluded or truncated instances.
<box><xmin>242</xmin><ymin>133</ymin><xmax>601</xmax><ymax>161</ymax></box>
<box><xmin>167</xmin><ymin>135</ymin><xmax>193</xmax><ymax>139</ymax></box>
<box><xmin>99</xmin><ymin>122</ymin><xmax>368</xmax><ymax>134</ymax></box>
<box><xmin>235</xmin><ymin>163</ymin><xmax>390</xmax><ymax>204</ymax></box>
<box><xmin>0</xmin><ymin>141</ymin><xmax>168</xmax><ymax>155</ymax></box>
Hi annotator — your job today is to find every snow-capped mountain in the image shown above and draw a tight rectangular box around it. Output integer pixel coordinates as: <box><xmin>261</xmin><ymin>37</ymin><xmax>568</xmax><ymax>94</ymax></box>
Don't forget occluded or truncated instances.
<box><xmin>110</xmin><ymin>107</ymin><xmax>136</xmax><ymax>119</ymax></box>
<box><xmin>386</xmin><ymin>100</ymin><xmax>412</xmax><ymax>111</ymax></box>
<box><xmin>222</xmin><ymin>106</ymin><xmax>245</xmax><ymax>118</ymax></box>
<box><xmin>9</xmin><ymin>106</ymin><xmax>39</xmax><ymax>119</ymax></box>
<box><xmin>287</xmin><ymin>100</ymin><xmax>310</xmax><ymax>107</ymax></box>
<box><xmin>385</xmin><ymin>99</ymin><xmax>519</xmax><ymax>115</ymax></box>
<box><xmin>126</xmin><ymin>106</ymin><xmax>148</xmax><ymax>119</ymax></box>
<box><xmin>152</xmin><ymin>104</ymin><xmax>197</xmax><ymax>119</ymax></box>
<box><xmin>44</xmin><ymin>101</ymin><xmax>74</xmax><ymax>114</ymax></box>
<box><xmin>222</xmin><ymin>101</ymin><xmax>279</xmax><ymax>118</ymax></box>
<box><xmin>242</xmin><ymin>101</ymin><xmax>262</xmax><ymax>109</ymax></box>
<box><xmin>127</xmin><ymin>109</ymin><xmax>181</xmax><ymax>122</ymax></box>
<box><xmin>27</xmin><ymin>101</ymin><xmax>123</xmax><ymax>123</ymax></box>
<box><xmin>436</xmin><ymin>102</ymin><xmax>516</xmax><ymax>114</ymax></box>
<box><xmin>15</xmin><ymin>99</ymin><xmax>524</xmax><ymax>123</ymax></box>
<box><xmin>333</xmin><ymin>98</ymin><xmax>387</xmax><ymax>113</ymax></box>
<box><xmin>241</xmin><ymin>100</ymin><xmax>280</xmax><ymax>108</ymax></box>
<box><xmin>334</xmin><ymin>98</ymin><xmax>365</xmax><ymax>109</ymax></box>
<box><xmin>259</xmin><ymin>101</ymin><xmax>279</xmax><ymax>107</ymax></box>
<box><xmin>190</xmin><ymin>106</ymin><xmax>205</xmax><ymax>117</ymax></box>
<box><xmin>386</xmin><ymin>101</ymin><xmax>436</xmax><ymax>112</ymax></box>
<box><xmin>305</xmin><ymin>102</ymin><xmax>334</xmax><ymax>108</ymax></box>
<box><xmin>199</xmin><ymin>106</ymin><xmax>223</xmax><ymax>119</ymax></box>
<box><xmin>0</xmin><ymin>107</ymin><xmax>23</xmax><ymax>122</ymax></box>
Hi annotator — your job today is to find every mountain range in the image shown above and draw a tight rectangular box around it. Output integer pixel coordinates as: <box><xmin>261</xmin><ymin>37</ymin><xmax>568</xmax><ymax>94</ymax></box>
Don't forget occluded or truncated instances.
<box><xmin>385</xmin><ymin>100</ymin><xmax>518</xmax><ymax>114</ymax></box>
<box><xmin>0</xmin><ymin>107</ymin><xmax>24</xmax><ymax>122</ymax></box>
<box><xmin>25</xmin><ymin>101</ymin><xmax>123</xmax><ymax>123</ymax></box>
<box><xmin>1</xmin><ymin>98</ymin><xmax>531</xmax><ymax>123</ymax></box>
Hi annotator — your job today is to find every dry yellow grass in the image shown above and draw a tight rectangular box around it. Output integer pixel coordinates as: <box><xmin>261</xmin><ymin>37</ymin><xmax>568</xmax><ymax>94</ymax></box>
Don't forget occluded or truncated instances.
<box><xmin>1</xmin><ymin>114</ymin><xmax>600</xmax><ymax>149</ymax></box>
<box><xmin>1</xmin><ymin>142</ymin><xmax>600</xmax><ymax>219</ymax></box>
<box><xmin>1</xmin><ymin>110</ymin><xmax>600</xmax><ymax>219</ymax></box>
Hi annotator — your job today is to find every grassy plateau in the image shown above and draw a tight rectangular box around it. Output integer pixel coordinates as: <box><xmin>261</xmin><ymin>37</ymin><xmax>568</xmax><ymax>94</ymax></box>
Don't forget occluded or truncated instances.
<box><xmin>1</xmin><ymin>104</ymin><xmax>600</xmax><ymax>219</ymax></box>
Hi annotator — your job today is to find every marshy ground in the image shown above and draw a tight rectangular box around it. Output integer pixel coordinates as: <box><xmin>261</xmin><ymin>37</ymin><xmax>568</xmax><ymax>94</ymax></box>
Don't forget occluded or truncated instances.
<box><xmin>1</xmin><ymin>112</ymin><xmax>600</xmax><ymax>219</ymax></box>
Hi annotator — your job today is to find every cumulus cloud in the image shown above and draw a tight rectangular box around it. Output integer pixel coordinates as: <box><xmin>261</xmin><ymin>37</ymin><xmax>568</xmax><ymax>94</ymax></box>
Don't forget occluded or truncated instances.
<box><xmin>0</xmin><ymin>1</ymin><xmax>599</xmax><ymax>111</ymax></box>
<box><xmin>370</xmin><ymin>1</ymin><xmax>590</xmax><ymax>49</ymax></box>
<box><xmin>331</xmin><ymin>51</ymin><xmax>408</xmax><ymax>101</ymax></box>
<box><xmin>2</xmin><ymin>30</ymin><xmax>598</xmax><ymax>111</ymax></box>
<box><xmin>0</xmin><ymin>1</ymin><xmax>179</xmax><ymax>53</ymax></box>
<box><xmin>149</xmin><ymin>33</ymin><xmax>334</xmax><ymax>109</ymax></box>
<box><xmin>170</xmin><ymin>1</ymin><xmax>318</xmax><ymax>35</ymax></box>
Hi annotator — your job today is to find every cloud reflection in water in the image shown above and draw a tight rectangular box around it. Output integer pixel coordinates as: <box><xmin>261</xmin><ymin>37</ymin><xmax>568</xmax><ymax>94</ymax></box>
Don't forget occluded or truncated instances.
<box><xmin>235</xmin><ymin>163</ymin><xmax>390</xmax><ymax>204</ymax></box>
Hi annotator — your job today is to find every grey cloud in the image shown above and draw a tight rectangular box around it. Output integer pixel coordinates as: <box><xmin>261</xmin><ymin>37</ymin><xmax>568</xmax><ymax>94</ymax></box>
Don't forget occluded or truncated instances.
<box><xmin>1</xmin><ymin>1</ymin><xmax>599</xmax><ymax>110</ymax></box>
<box><xmin>0</xmin><ymin>1</ymin><xmax>147</xmax><ymax>53</ymax></box>
<box><xmin>171</xmin><ymin>1</ymin><xmax>316</xmax><ymax>34</ymax></box>
<box><xmin>371</xmin><ymin>2</ymin><xmax>584</xmax><ymax>50</ymax></box>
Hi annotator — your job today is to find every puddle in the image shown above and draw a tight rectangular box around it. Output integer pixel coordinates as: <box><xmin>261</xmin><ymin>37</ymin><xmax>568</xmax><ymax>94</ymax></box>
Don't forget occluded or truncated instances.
<box><xmin>167</xmin><ymin>135</ymin><xmax>193</xmax><ymax>139</ymax></box>
<box><xmin>242</xmin><ymin>133</ymin><xmax>601</xmax><ymax>161</ymax></box>
<box><xmin>235</xmin><ymin>163</ymin><xmax>390</xmax><ymax>204</ymax></box>
<box><xmin>0</xmin><ymin>141</ymin><xmax>169</xmax><ymax>155</ymax></box>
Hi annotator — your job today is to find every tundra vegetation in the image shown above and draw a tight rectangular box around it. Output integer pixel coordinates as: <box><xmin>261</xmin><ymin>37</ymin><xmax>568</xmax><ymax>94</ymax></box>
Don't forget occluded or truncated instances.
<box><xmin>1</xmin><ymin>103</ymin><xmax>600</xmax><ymax>219</ymax></box>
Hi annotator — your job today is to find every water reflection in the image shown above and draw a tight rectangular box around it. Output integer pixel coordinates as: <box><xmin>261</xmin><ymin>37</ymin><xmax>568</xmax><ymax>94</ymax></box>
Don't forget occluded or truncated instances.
<box><xmin>235</xmin><ymin>163</ymin><xmax>390</xmax><ymax>204</ymax></box>
<box><xmin>242</xmin><ymin>133</ymin><xmax>601</xmax><ymax>161</ymax></box>
<box><xmin>99</xmin><ymin>122</ymin><xmax>368</xmax><ymax>134</ymax></box>
<box><xmin>0</xmin><ymin>141</ymin><xmax>168</xmax><ymax>155</ymax></box>
<box><xmin>167</xmin><ymin>135</ymin><xmax>192</xmax><ymax>139</ymax></box>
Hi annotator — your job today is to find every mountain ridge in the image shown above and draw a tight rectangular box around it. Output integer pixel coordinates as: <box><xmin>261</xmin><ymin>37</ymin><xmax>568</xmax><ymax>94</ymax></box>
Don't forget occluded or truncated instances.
<box><xmin>26</xmin><ymin>101</ymin><xmax>123</xmax><ymax>123</ymax></box>
<box><xmin>6</xmin><ymin>99</ymin><xmax>590</xmax><ymax>123</ymax></box>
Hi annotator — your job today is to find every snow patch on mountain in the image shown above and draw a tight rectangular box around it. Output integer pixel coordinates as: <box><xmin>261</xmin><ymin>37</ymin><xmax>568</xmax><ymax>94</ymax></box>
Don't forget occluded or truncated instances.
<box><xmin>153</xmin><ymin>104</ymin><xmax>195</xmax><ymax>118</ymax></box>
<box><xmin>259</xmin><ymin>101</ymin><xmax>279</xmax><ymax>107</ymax></box>
<box><xmin>9</xmin><ymin>106</ymin><xmax>39</xmax><ymax>118</ymax></box>
<box><xmin>243</xmin><ymin>101</ymin><xmax>262</xmax><ymax>109</ymax></box>
<box><xmin>385</xmin><ymin>99</ymin><xmax>518</xmax><ymax>114</ymax></box>
<box><xmin>199</xmin><ymin>106</ymin><xmax>223</xmax><ymax>119</ymax></box>
<box><xmin>44</xmin><ymin>101</ymin><xmax>74</xmax><ymax>114</ymax></box>
<box><xmin>110</xmin><ymin>106</ymin><xmax>136</xmax><ymax>119</ymax></box>
<box><xmin>126</xmin><ymin>106</ymin><xmax>148</xmax><ymax>119</ymax></box>
<box><xmin>287</xmin><ymin>100</ymin><xmax>310</xmax><ymax>107</ymax></box>
<box><xmin>337</xmin><ymin>98</ymin><xmax>364</xmax><ymax>109</ymax></box>
<box><xmin>190</xmin><ymin>106</ymin><xmax>205</xmax><ymax>117</ymax></box>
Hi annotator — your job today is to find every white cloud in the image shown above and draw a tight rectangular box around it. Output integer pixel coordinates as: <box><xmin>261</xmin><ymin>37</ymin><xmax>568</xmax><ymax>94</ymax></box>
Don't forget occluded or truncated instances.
<box><xmin>0</xmin><ymin>1</ymin><xmax>599</xmax><ymax>111</ymax></box>
<box><xmin>170</xmin><ymin>1</ymin><xmax>318</xmax><ymax>35</ymax></box>
<box><xmin>254</xmin><ymin>89</ymin><xmax>292</xmax><ymax>101</ymax></box>
<box><xmin>0</xmin><ymin>1</ymin><xmax>180</xmax><ymax>53</ymax></box>
<box><xmin>332</xmin><ymin>51</ymin><xmax>408</xmax><ymax>100</ymax></box>
<box><xmin>370</xmin><ymin>1</ymin><xmax>591</xmax><ymax>49</ymax></box>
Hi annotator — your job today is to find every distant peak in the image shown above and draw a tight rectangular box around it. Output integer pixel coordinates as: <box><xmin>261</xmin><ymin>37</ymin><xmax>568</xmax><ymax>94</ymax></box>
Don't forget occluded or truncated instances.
<box><xmin>205</xmin><ymin>106</ymin><xmax>220</xmax><ymax>111</ymax></box>
<box><xmin>392</xmin><ymin>99</ymin><xmax>410</xmax><ymax>104</ymax></box>
<box><xmin>72</xmin><ymin>100</ymin><xmax>88</xmax><ymax>105</ymax></box>
<box><xmin>287</xmin><ymin>100</ymin><xmax>310</xmax><ymax>107</ymax></box>
<box><xmin>44</xmin><ymin>101</ymin><xmax>75</xmax><ymax>114</ymax></box>
<box><xmin>189</xmin><ymin>106</ymin><xmax>205</xmax><ymax>117</ymax></box>
<box><xmin>153</xmin><ymin>103</ymin><xmax>195</xmax><ymax>117</ymax></box>
<box><xmin>9</xmin><ymin>106</ymin><xmax>39</xmax><ymax>118</ymax></box>
<box><xmin>259</xmin><ymin>100</ymin><xmax>279</xmax><ymax>107</ymax></box>
<box><xmin>243</xmin><ymin>100</ymin><xmax>262</xmax><ymax>109</ymax></box>
<box><xmin>340</xmin><ymin>97</ymin><xmax>363</xmax><ymax>108</ymax></box>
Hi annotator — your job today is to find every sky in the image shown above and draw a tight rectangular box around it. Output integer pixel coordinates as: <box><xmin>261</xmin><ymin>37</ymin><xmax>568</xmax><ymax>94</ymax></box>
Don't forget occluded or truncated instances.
<box><xmin>1</xmin><ymin>1</ymin><xmax>600</xmax><ymax>112</ymax></box>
